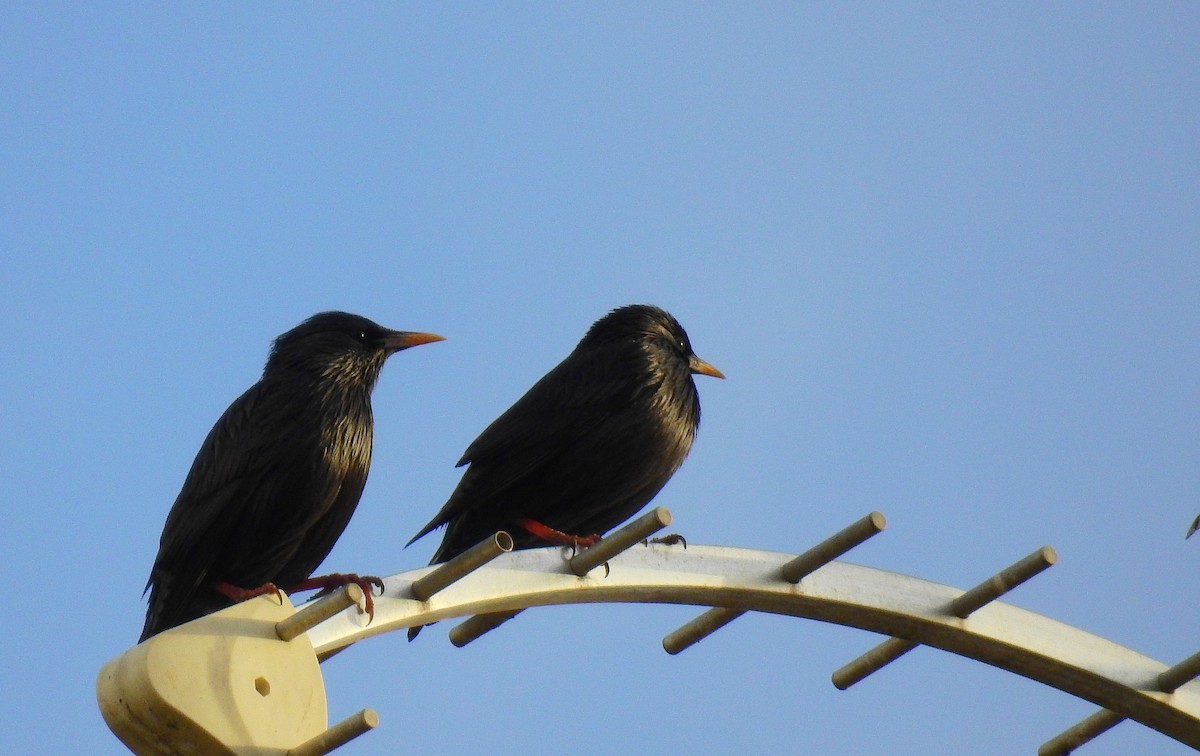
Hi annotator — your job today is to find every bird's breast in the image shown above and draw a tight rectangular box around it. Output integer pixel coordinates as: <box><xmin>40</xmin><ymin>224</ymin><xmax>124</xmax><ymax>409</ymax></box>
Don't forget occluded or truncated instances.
<box><xmin>319</xmin><ymin>398</ymin><xmax>374</xmax><ymax>473</ymax></box>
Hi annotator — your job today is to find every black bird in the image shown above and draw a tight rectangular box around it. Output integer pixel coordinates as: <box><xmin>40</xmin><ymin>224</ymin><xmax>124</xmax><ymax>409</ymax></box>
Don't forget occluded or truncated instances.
<box><xmin>408</xmin><ymin>303</ymin><xmax>723</xmax><ymax>566</ymax></box>
<box><xmin>140</xmin><ymin>311</ymin><xmax>443</xmax><ymax>642</ymax></box>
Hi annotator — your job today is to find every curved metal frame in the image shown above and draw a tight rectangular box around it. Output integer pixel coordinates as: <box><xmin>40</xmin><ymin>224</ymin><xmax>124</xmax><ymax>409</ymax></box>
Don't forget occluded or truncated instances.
<box><xmin>302</xmin><ymin>516</ymin><xmax>1200</xmax><ymax>751</ymax></box>
<box><xmin>99</xmin><ymin>509</ymin><xmax>1200</xmax><ymax>754</ymax></box>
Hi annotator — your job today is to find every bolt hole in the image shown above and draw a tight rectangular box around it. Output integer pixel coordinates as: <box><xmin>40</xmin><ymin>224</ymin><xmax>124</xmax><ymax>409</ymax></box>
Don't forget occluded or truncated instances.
<box><xmin>255</xmin><ymin>677</ymin><xmax>271</xmax><ymax>696</ymax></box>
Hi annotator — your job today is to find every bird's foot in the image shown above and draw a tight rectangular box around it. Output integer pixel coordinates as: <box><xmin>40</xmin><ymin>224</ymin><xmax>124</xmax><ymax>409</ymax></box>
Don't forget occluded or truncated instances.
<box><xmin>288</xmin><ymin>573</ymin><xmax>384</xmax><ymax>622</ymax></box>
<box><xmin>213</xmin><ymin>581</ymin><xmax>283</xmax><ymax>605</ymax></box>
<box><xmin>516</xmin><ymin>518</ymin><xmax>602</xmax><ymax>550</ymax></box>
<box><xmin>644</xmin><ymin>533</ymin><xmax>688</xmax><ymax>548</ymax></box>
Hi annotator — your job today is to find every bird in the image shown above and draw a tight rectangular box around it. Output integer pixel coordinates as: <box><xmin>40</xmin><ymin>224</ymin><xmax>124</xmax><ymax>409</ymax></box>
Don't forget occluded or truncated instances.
<box><xmin>139</xmin><ymin>311</ymin><xmax>444</xmax><ymax>642</ymax></box>
<box><xmin>405</xmin><ymin>304</ymin><xmax>722</xmax><ymax>640</ymax></box>
<box><xmin>1188</xmin><ymin>515</ymin><xmax>1200</xmax><ymax>539</ymax></box>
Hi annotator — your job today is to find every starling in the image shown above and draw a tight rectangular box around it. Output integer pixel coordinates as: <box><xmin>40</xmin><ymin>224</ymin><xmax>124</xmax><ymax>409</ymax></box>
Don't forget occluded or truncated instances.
<box><xmin>140</xmin><ymin>311</ymin><xmax>443</xmax><ymax>642</ymax></box>
<box><xmin>408</xmin><ymin>303</ymin><xmax>723</xmax><ymax>564</ymax></box>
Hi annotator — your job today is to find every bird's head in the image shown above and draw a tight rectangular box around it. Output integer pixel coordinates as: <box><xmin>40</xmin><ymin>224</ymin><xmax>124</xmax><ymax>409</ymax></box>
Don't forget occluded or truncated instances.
<box><xmin>585</xmin><ymin>304</ymin><xmax>725</xmax><ymax>381</ymax></box>
<box><xmin>266</xmin><ymin>311</ymin><xmax>444</xmax><ymax>388</ymax></box>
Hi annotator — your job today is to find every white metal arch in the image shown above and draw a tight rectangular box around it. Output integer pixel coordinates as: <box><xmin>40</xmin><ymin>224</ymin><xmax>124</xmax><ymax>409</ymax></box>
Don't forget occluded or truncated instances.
<box><xmin>302</xmin><ymin>510</ymin><xmax>1200</xmax><ymax>752</ymax></box>
<box><xmin>98</xmin><ymin>508</ymin><xmax>1200</xmax><ymax>754</ymax></box>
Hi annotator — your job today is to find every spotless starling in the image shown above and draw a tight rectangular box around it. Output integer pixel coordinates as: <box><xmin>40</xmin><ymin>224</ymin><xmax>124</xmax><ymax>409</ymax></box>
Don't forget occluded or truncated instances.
<box><xmin>140</xmin><ymin>311</ymin><xmax>443</xmax><ymax>642</ymax></box>
<box><xmin>408</xmin><ymin>303</ymin><xmax>722</xmax><ymax>566</ymax></box>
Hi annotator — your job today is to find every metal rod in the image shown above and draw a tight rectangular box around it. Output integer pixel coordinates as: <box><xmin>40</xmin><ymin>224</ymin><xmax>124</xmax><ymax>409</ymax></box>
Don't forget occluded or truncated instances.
<box><xmin>287</xmin><ymin>708</ymin><xmax>379</xmax><ymax>756</ymax></box>
<box><xmin>832</xmin><ymin>546</ymin><xmax>1057</xmax><ymax>690</ymax></box>
<box><xmin>1039</xmin><ymin>647</ymin><xmax>1200</xmax><ymax>754</ymax></box>
<box><xmin>276</xmin><ymin>584</ymin><xmax>364</xmax><ymax>642</ymax></box>
<box><xmin>661</xmin><ymin>511</ymin><xmax>888</xmax><ymax>655</ymax></box>
<box><xmin>569</xmin><ymin>507</ymin><xmax>671</xmax><ymax>577</ymax></box>
<box><xmin>449</xmin><ymin>609</ymin><xmax>525</xmax><ymax>648</ymax></box>
<box><xmin>831</xmin><ymin>637</ymin><xmax>917</xmax><ymax>690</ymax></box>
<box><xmin>1037</xmin><ymin>709</ymin><xmax>1124</xmax><ymax>756</ymax></box>
<box><xmin>662</xmin><ymin>607</ymin><xmax>745</xmax><ymax>655</ymax></box>
<box><xmin>951</xmin><ymin>545</ymin><xmax>1057</xmax><ymax>618</ymax></box>
<box><xmin>410</xmin><ymin>531</ymin><xmax>514</xmax><ymax>602</ymax></box>
<box><xmin>1158</xmin><ymin>648</ymin><xmax>1200</xmax><ymax>693</ymax></box>
<box><xmin>781</xmin><ymin>511</ymin><xmax>887</xmax><ymax>584</ymax></box>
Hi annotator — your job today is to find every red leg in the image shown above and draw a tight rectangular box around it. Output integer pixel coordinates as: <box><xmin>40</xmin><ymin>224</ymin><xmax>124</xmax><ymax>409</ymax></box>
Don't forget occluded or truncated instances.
<box><xmin>213</xmin><ymin>581</ymin><xmax>283</xmax><ymax>604</ymax></box>
<box><xmin>286</xmin><ymin>573</ymin><xmax>384</xmax><ymax>621</ymax></box>
<box><xmin>516</xmin><ymin>518</ymin><xmax>602</xmax><ymax>549</ymax></box>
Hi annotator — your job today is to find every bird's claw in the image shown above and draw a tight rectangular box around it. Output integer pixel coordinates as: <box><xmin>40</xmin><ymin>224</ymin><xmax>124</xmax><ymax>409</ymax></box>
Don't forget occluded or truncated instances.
<box><xmin>566</xmin><ymin>533</ymin><xmax>603</xmax><ymax>558</ymax></box>
<box><xmin>565</xmin><ymin>550</ymin><xmax>611</xmax><ymax>576</ymax></box>
<box><xmin>645</xmin><ymin>533</ymin><xmax>687</xmax><ymax>548</ymax></box>
<box><xmin>290</xmin><ymin>573</ymin><xmax>381</xmax><ymax>623</ymax></box>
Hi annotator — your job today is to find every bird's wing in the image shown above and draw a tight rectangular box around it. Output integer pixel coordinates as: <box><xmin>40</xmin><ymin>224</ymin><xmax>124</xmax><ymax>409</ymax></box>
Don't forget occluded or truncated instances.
<box><xmin>408</xmin><ymin>346</ymin><xmax>641</xmax><ymax>543</ymax></box>
<box><xmin>151</xmin><ymin>386</ymin><xmax>266</xmax><ymax>567</ymax></box>
<box><xmin>144</xmin><ymin>383</ymin><xmax>291</xmax><ymax>627</ymax></box>
<box><xmin>282</xmin><ymin>461</ymin><xmax>370</xmax><ymax>581</ymax></box>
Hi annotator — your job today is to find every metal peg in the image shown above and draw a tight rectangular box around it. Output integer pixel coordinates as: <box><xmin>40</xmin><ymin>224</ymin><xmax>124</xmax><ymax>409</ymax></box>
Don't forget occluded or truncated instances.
<box><xmin>410</xmin><ymin>531</ymin><xmax>514</xmax><ymax>602</ymax></box>
<box><xmin>663</xmin><ymin>607</ymin><xmax>744</xmax><ymax>655</ymax></box>
<box><xmin>663</xmin><ymin>511</ymin><xmax>888</xmax><ymax>655</ymax></box>
<box><xmin>782</xmin><ymin>511</ymin><xmax>887</xmax><ymax>584</ymax></box>
<box><xmin>1038</xmin><ymin>709</ymin><xmax>1124</xmax><ymax>756</ymax></box>
<box><xmin>1158</xmin><ymin>648</ymin><xmax>1200</xmax><ymax>693</ymax></box>
<box><xmin>1040</xmin><ymin>647</ymin><xmax>1200</xmax><ymax>755</ymax></box>
<box><xmin>449</xmin><ymin>609</ymin><xmax>525</xmax><ymax>648</ymax></box>
<box><xmin>276</xmin><ymin>584</ymin><xmax>364</xmax><ymax>642</ymax></box>
<box><xmin>833</xmin><ymin>545</ymin><xmax>1057</xmax><ymax>690</ymax></box>
<box><xmin>569</xmin><ymin>507</ymin><xmax>671</xmax><ymax>577</ymax></box>
<box><xmin>832</xmin><ymin>637</ymin><xmax>917</xmax><ymax>690</ymax></box>
<box><xmin>951</xmin><ymin>546</ymin><xmax>1056</xmax><ymax>618</ymax></box>
<box><xmin>287</xmin><ymin>708</ymin><xmax>378</xmax><ymax>756</ymax></box>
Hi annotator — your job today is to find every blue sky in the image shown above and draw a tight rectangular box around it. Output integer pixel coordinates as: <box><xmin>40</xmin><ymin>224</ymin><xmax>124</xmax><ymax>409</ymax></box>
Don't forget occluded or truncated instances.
<box><xmin>3</xmin><ymin>4</ymin><xmax>1198</xmax><ymax>754</ymax></box>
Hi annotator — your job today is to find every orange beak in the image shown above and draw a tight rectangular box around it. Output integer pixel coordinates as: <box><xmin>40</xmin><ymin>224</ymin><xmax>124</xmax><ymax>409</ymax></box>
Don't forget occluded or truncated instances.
<box><xmin>385</xmin><ymin>331</ymin><xmax>446</xmax><ymax>351</ymax></box>
<box><xmin>689</xmin><ymin>354</ymin><xmax>725</xmax><ymax>379</ymax></box>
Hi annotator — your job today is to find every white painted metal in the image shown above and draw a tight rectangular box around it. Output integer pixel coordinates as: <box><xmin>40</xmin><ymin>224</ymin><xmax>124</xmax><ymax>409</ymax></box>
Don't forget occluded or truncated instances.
<box><xmin>99</xmin><ymin>592</ymin><xmax>340</xmax><ymax>755</ymax></box>
<box><xmin>304</xmin><ymin>542</ymin><xmax>1200</xmax><ymax>749</ymax></box>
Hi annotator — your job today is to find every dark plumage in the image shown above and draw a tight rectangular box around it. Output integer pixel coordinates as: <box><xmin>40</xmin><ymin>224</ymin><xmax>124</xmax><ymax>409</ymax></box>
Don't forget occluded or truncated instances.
<box><xmin>140</xmin><ymin>311</ymin><xmax>443</xmax><ymax>642</ymax></box>
<box><xmin>408</xmin><ymin>304</ymin><xmax>723</xmax><ymax>565</ymax></box>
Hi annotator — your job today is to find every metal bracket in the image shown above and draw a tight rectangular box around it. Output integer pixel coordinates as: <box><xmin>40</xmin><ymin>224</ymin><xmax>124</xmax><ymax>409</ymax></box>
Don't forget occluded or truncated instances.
<box><xmin>97</xmin><ymin>586</ymin><xmax>376</xmax><ymax>755</ymax></box>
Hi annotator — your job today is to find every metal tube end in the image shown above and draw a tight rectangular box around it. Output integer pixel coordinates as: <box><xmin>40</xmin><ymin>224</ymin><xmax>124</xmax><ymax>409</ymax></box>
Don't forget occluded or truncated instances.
<box><xmin>663</xmin><ymin>607</ymin><xmax>746</xmax><ymax>655</ymax></box>
<box><xmin>411</xmin><ymin>531</ymin><xmax>514</xmax><ymax>602</ymax></box>
<box><xmin>831</xmin><ymin>637</ymin><xmax>918</xmax><ymax>690</ymax></box>
<box><xmin>781</xmin><ymin>510</ymin><xmax>888</xmax><ymax>584</ymax></box>
<box><xmin>287</xmin><ymin>708</ymin><xmax>379</xmax><ymax>756</ymax></box>
<box><xmin>951</xmin><ymin>545</ymin><xmax>1057</xmax><ymax>619</ymax></box>
<box><xmin>449</xmin><ymin>610</ymin><xmax>525</xmax><ymax>648</ymax></box>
